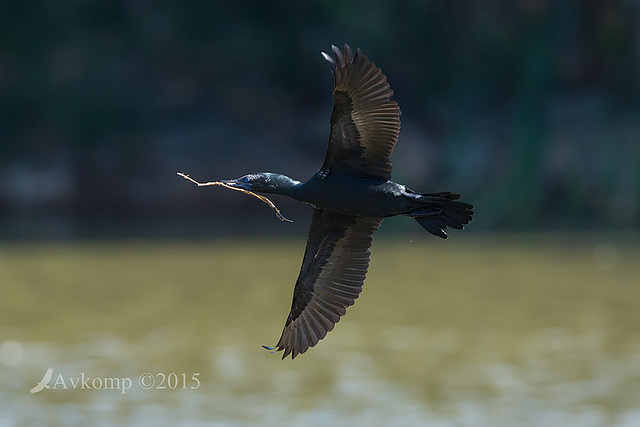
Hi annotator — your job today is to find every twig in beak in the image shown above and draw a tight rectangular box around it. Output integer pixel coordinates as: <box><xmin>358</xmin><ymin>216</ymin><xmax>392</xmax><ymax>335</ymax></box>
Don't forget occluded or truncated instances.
<box><xmin>177</xmin><ymin>172</ymin><xmax>293</xmax><ymax>223</ymax></box>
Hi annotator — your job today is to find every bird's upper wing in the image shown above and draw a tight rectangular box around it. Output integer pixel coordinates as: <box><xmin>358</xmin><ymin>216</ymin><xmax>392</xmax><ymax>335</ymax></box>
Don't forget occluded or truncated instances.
<box><xmin>267</xmin><ymin>208</ymin><xmax>381</xmax><ymax>359</ymax></box>
<box><xmin>321</xmin><ymin>44</ymin><xmax>401</xmax><ymax>181</ymax></box>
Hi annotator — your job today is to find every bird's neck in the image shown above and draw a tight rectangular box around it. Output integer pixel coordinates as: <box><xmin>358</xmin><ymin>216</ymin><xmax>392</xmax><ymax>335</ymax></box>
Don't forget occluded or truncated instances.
<box><xmin>261</xmin><ymin>173</ymin><xmax>303</xmax><ymax>198</ymax></box>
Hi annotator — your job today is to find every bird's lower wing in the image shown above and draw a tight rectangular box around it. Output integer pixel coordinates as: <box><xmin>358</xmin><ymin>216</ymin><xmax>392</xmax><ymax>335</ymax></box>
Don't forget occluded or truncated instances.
<box><xmin>266</xmin><ymin>209</ymin><xmax>381</xmax><ymax>359</ymax></box>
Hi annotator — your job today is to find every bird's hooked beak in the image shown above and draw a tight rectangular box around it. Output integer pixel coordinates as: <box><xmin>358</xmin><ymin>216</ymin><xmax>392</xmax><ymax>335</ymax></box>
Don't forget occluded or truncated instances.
<box><xmin>221</xmin><ymin>178</ymin><xmax>252</xmax><ymax>191</ymax></box>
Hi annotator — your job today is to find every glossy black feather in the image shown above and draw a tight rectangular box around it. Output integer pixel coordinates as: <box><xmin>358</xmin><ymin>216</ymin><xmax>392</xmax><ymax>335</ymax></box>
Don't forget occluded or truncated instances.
<box><xmin>322</xmin><ymin>45</ymin><xmax>401</xmax><ymax>181</ymax></box>
<box><xmin>268</xmin><ymin>209</ymin><xmax>381</xmax><ymax>359</ymax></box>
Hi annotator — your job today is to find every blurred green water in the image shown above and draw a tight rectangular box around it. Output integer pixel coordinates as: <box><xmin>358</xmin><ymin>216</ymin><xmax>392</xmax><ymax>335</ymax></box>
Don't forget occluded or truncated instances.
<box><xmin>1</xmin><ymin>235</ymin><xmax>639</xmax><ymax>426</ymax></box>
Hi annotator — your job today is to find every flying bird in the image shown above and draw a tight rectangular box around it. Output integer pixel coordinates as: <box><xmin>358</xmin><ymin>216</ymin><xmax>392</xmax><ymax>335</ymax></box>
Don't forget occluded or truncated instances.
<box><xmin>181</xmin><ymin>45</ymin><xmax>474</xmax><ymax>359</ymax></box>
<box><xmin>30</xmin><ymin>367</ymin><xmax>54</xmax><ymax>394</ymax></box>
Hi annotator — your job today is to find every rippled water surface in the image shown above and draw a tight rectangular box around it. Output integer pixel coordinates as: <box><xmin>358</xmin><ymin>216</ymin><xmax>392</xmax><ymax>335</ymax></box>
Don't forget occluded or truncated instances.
<box><xmin>1</xmin><ymin>235</ymin><xmax>639</xmax><ymax>426</ymax></box>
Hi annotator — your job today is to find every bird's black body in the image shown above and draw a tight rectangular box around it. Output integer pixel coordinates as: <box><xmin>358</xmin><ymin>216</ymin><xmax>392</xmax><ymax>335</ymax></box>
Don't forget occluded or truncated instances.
<box><xmin>207</xmin><ymin>45</ymin><xmax>474</xmax><ymax>359</ymax></box>
<box><xmin>237</xmin><ymin>170</ymin><xmax>451</xmax><ymax>220</ymax></box>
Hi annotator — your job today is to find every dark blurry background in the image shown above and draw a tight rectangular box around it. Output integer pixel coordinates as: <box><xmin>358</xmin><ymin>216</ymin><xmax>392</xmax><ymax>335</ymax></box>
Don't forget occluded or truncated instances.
<box><xmin>1</xmin><ymin>0</ymin><xmax>638</xmax><ymax>239</ymax></box>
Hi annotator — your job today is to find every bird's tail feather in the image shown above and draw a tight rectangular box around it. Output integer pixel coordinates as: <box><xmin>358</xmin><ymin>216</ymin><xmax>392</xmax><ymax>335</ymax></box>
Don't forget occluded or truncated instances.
<box><xmin>407</xmin><ymin>192</ymin><xmax>474</xmax><ymax>239</ymax></box>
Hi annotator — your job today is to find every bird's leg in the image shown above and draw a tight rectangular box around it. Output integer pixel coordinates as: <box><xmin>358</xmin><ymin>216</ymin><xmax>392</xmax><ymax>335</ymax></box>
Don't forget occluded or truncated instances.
<box><xmin>177</xmin><ymin>172</ymin><xmax>293</xmax><ymax>222</ymax></box>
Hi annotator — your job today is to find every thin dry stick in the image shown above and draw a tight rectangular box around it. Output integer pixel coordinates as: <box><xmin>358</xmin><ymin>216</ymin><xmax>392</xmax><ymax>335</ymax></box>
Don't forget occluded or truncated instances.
<box><xmin>177</xmin><ymin>172</ymin><xmax>293</xmax><ymax>223</ymax></box>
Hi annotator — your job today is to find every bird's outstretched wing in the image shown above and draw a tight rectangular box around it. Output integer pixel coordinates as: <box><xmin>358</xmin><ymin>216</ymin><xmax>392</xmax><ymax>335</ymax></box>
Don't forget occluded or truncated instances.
<box><xmin>321</xmin><ymin>44</ymin><xmax>401</xmax><ymax>181</ymax></box>
<box><xmin>265</xmin><ymin>209</ymin><xmax>381</xmax><ymax>359</ymax></box>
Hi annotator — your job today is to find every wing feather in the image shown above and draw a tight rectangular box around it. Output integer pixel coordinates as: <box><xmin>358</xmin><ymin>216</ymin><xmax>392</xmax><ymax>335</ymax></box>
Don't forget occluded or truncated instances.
<box><xmin>321</xmin><ymin>44</ymin><xmax>401</xmax><ymax>180</ymax></box>
<box><xmin>267</xmin><ymin>209</ymin><xmax>381</xmax><ymax>359</ymax></box>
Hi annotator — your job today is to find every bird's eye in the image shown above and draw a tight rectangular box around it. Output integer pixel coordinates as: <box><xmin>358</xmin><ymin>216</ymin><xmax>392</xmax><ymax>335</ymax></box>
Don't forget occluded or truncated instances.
<box><xmin>241</xmin><ymin>176</ymin><xmax>250</xmax><ymax>183</ymax></box>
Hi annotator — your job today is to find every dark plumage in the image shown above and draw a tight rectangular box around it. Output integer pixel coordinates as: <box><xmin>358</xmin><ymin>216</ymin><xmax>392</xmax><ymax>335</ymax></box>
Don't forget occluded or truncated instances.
<box><xmin>195</xmin><ymin>45</ymin><xmax>474</xmax><ymax>359</ymax></box>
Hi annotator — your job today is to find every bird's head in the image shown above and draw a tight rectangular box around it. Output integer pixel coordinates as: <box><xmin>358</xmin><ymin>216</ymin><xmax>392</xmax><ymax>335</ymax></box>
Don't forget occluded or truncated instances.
<box><xmin>224</xmin><ymin>173</ymin><xmax>300</xmax><ymax>195</ymax></box>
<box><xmin>224</xmin><ymin>173</ymin><xmax>274</xmax><ymax>193</ymax></box>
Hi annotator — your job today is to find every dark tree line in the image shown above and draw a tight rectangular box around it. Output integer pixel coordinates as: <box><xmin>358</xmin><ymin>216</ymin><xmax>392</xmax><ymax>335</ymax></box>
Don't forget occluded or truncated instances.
<box><xmin>1</xmin><ymin>0</ymin><xmax>638</xmax><ymax>238</ymax></box>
